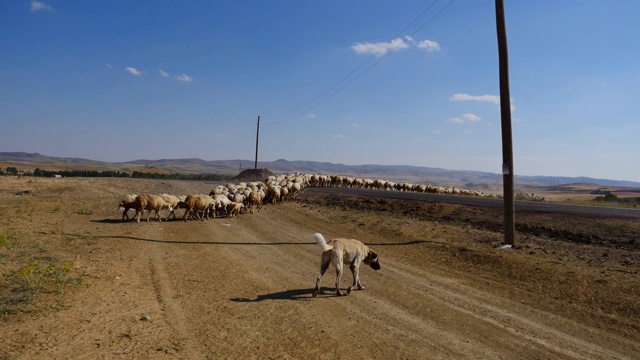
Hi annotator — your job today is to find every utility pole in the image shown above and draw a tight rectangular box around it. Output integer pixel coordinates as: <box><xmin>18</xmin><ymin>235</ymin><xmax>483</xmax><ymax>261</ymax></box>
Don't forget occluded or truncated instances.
<box><xmin>254</xmin><ymin>115</ymin><xmax>260</xmax><ymax>170</ymax></box>
<box><xmin>496</xmin><ymin>0</ymin><xmax>515</xmax><ymax>246</ymax></box>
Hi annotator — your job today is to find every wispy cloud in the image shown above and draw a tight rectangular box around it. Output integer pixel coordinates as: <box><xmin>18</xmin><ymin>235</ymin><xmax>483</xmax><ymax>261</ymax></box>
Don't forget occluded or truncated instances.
<box><xmin>450</xmin><ymin>93</ymin><xmax>500</xmax><ymax>104</ymax></box>
<box><xmin>447</xmin><ymin>113</ymin><xmax>482</xmax><ymax>124</ymax></box>
<box><xmin>417</xmin><ymin>39</ymin><xmax>441</xmax><ymax>52</ymax></box>
<box><xmin>214</xmin><ymin>133</ymin><xmax>228</xmax><ymax>138</ymax></box>
<box><xmin>31</xmin><ymin>1</ymin><xmax>54</xmax><ymax>12</ymax></box>
<box><xmin>351</xmin><ymin>38</ymin><xmax>410</xmax><ymax>57</ymax></box>
<box><xmin>106</xmin><ymin>64</ymin><xmax>113</xmax><ymax>69</ymax></box>
<box><xmin>352</xmin><ymin>123</ymin><xmax>360</xmax><ymax>129</ymax></box>
<box><xmin>159</xmin><ymin>69</ymin><xmax>170</xmax><ymax>78</ymax></box>
<box><xmin>306</xmin><ymin>114</ymin><xmax>318</xmax><ymax>119</ymax></box>
<box><xmin>125</xmin><ymin>67</ymin><xmax>145</xmax><ymax>76</ymax></box>
<box><xmin>331</xmin><ymin>134</ymin><xmax>345</xmax><ymax>139</ymax></box>
<box><xmin>174</xmin><ymin>74</ymin><xmax>194</xmax><ymax>82</ymax></box>
<box><xmin>406</xmin><ymin>36</ymin><xmax>442</xmax><ymax>52</ymax></box>
<box><xmin>450</xmin><ymin>93</ymin><xmax>516</xmax><ymax>111</ymax></box>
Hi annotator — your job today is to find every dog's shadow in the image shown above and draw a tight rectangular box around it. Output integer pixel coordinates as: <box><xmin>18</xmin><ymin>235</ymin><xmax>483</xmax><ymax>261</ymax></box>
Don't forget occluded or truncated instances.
<box><xmin>230</xmin><ymin>287</ymin><xmax>338</xmax><ymax>302</ymax></box>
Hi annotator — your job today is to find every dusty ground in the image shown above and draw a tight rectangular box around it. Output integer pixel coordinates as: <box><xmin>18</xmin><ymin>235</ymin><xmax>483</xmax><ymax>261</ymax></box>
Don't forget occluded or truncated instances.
<box><xmin>0</xmin><ymin>177</ymin><xmax>639</xmax><ymax>359</ymax></box>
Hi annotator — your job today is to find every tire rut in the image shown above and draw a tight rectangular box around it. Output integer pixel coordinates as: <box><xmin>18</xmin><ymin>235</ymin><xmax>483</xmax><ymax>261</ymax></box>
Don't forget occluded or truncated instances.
<box><xmin>148</xmin><ymin>244</ymin><xmax>205</xmax><ymax>358</ymax></box>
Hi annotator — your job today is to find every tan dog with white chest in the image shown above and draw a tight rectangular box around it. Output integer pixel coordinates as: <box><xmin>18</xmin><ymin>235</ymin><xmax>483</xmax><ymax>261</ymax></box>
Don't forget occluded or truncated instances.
<box><xmin>312</xmin><ymin>233</ymin><xmax>380</xmax><ymax>297</ymax></box>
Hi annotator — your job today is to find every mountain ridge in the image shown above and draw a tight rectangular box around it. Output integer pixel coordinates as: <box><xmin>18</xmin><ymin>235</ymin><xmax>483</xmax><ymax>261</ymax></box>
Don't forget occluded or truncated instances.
<box><xmin>1</xmin><ymin>152</ymin><xmax>639</xmax><ymax>188</ymax></box>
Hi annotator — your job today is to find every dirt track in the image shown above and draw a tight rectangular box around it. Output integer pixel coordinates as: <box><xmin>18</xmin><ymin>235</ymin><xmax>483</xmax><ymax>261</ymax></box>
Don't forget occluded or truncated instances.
<box><xmin>1</xmin><ymin>177</ymin><xmax>639</xmax><ymax>359</ymax></box>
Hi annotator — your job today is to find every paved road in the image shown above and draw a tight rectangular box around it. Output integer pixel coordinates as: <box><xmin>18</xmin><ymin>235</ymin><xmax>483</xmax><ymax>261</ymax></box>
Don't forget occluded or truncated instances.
<box><xmin>307</xmin><ymin>187</ymin><xmax>640</xmax><ymax>219</ymax></box>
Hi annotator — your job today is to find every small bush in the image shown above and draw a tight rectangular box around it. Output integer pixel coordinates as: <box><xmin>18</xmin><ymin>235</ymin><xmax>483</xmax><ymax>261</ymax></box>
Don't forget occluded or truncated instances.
<box><xmin>515</xmin><ymin>191</ymin><xmax>545</xmax><ymax>202</ymax></box>
<box><xmin>76</xmin><ymin>206</ymin><xmax>93</xmax><ymax>215</ymax></box>
<box><xmin>14</xmin><ymin>260</ymin><xmax>76</xmax><ymax>291</ymax></box>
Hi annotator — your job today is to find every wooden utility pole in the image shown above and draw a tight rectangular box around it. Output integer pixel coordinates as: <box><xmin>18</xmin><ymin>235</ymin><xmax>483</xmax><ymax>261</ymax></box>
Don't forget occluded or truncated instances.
<box><xmin>254</xmin><ymin>116</ymin><xmax>260</xmax><ymax>169</ymax></box>
<box><xmin>495</xmin><ymin>0</ymin><xmax>515</xmax><ymax>246</ymax></box>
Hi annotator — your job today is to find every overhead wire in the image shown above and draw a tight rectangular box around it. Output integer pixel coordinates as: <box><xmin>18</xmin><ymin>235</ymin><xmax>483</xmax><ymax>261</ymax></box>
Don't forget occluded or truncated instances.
<box><xmin>264</xmin><ymin>0</ymin><xmax>457</xmax><ymax>127</ymax></box>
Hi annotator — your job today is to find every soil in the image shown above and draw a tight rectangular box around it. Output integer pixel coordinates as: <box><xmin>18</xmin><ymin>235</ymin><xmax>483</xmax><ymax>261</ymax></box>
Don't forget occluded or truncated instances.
<box><xmin>0</xmin><ymin>176</ymin><xmax>639</xmax><ymax>359</ymax></box>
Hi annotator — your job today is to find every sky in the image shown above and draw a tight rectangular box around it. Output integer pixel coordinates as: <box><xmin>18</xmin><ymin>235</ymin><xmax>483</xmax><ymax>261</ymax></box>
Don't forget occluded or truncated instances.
<box><xmin>2</xmin><ymin>1</ymin><xmax>640</xmax><ymax>182</ymax></box>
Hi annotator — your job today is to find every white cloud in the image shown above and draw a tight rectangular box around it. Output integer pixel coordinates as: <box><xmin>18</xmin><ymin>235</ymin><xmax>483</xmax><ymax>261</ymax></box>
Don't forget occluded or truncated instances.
<box><xmin>447</xmin><ymin>113</ymin><xmax>481</xmax><ymax>124</ymax></box>
<box><xmin>31</xmin><ymin>1</ymin><xmax>54</xmax><ymax>12</ymax></box>
<box><xmin>450</xmin><ymin>93</ymin><xmax>500</xmax><ymax>104</ymax></box>
<box><xmin>306</xmin><ymin>114</ymin><xmax>318</xmax><ymax>119</ymax></box>
<box><xmin>174</xmin><ymin>74</ymin><xmax>193</xmax><ymax>82</ymax></box>
<box><xmin>351</xmin><ymin>38</ymin><xmax>409</xmax><ymax>57</ymax></box>
<box><xmin>352</xmin><ymin>123</ymin><xmax>360</xmax><ymax>128</ymax></box>
<box><xmin>417</xmin><ymin>39</ymin><xmax>441</xmax><ymax>52</ymax></box>
<box><xmin>125</xmin><ymin>67</ymin><xmax>144</xmax><ymax>76</ymax></box>
<box><xmin>450</xmin><ymin>93</ymin><xmax>516</xmax><ymax>111</ymax></box>
<box><xmin>214</xmin><ymin>133</ymin><xmax>228</xmax><ymax>138</ymax></box>
<box><xmin>159</xmin><ymin>69</ymin><xmax>170</xmax><ymax>78</ymax></box>
<box><xmin>331</xmin><ymin>134</ymin><xmax>345</xmax><ymax>139</ymax></box>
<box><xmin>106</xmin><ymin>64</ymin><xmax>113</xmax><ymax>69</ymax></box>
<box><xmin>463</xmin><ymin>113</ymin><xmax>481</xmax><ymax>122</ymax></box>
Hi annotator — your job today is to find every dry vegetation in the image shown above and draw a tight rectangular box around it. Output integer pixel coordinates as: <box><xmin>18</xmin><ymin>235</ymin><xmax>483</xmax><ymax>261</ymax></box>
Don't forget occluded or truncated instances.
<box><xmin>0</xmin><ymin>176</ymin><xmax>638</xmax><ymax>358</ymax></box>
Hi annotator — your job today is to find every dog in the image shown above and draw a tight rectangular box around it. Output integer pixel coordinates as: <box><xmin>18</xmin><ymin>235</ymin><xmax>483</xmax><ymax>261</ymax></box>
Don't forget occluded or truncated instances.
<box><xmin>312</xmin><ymin>233</ymin><xmax>380</xmax><ymax>297</ymax></box>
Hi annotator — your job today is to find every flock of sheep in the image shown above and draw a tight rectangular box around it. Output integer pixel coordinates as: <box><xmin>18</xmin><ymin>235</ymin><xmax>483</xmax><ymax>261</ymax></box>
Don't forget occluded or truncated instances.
<box><xmin>117</xmin><ymin>173</ymin><xmax>485</xmax><ymax>223</ymax></box>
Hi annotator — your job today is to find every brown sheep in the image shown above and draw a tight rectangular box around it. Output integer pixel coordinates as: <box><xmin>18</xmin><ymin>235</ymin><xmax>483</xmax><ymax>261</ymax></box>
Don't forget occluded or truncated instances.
<box><xmin>226</xmin><ymin>201</ymin><xmax>243</xmax><ymax>217</ymax></box>
<box><xmin>181</xmin><ymin>194</ymin><xmax>216</xmax><ymax>221</ymax></box>
<box><xmin>118</xmin><ymin>194</ymin><xmax>138</xmax><ymax>220</ymax></box>
<box><xmin>134</xmin><ymin>194</ymin><xmax>174</xmax><ymax>223</ymax></box>
<box><xmin>247</xmin><ymin>190</ymin><xmax>263</xmax><ymax>214</ymax></box>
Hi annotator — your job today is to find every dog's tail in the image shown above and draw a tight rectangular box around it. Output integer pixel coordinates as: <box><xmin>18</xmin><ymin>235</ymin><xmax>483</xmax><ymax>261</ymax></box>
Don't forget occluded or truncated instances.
<box><xmin>313</xmin><ymin>233</ymin><xmax>332</xmax><ymax>251</ymax></box>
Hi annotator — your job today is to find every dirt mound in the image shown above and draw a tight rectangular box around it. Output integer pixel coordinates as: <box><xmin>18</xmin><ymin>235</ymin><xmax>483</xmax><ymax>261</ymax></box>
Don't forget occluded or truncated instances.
<box><xmin>231</xmin><ymin>168</ymin><xmax>274</xmax><ymax>183</ymax></box>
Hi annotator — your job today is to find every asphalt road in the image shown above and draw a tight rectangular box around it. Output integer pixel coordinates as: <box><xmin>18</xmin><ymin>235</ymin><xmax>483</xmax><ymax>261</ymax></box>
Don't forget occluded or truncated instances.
<box><xmin>307</xmin><ymin>187</ymin><xmax>640</xmax><ymax>219</ymax></box>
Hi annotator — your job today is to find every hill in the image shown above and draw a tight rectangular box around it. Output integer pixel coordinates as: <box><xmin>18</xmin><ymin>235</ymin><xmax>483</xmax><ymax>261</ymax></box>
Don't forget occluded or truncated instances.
<box><xmin>1</xmin><ymin>152</ymin><xmax>639</xmax><ymax>188</ymax></box>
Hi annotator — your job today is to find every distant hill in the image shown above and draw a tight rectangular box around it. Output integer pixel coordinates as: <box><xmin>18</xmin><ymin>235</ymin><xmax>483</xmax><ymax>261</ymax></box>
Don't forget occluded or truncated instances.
<box><xmin>1</xmin><ymin>152</ymin><xmax>639</xmax><ymax>188</ymax></box>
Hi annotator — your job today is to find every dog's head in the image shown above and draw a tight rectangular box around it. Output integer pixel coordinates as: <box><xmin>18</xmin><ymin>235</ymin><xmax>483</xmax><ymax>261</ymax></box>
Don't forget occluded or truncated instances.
<box><xmin>364</xmin><ymin>249</ymin><xmax>381</xmax><ymax>270</ymax></box>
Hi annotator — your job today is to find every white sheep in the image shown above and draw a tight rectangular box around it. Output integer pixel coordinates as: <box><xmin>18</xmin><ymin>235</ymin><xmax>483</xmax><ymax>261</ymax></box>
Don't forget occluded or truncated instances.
<box><xmin>160</xmin><ymin>193</ymin><xmax>182</xmax><ymax>221</ymax></box>
<box><xmin>212</xmin><ymin>194</ymin><xmax>231</xmax><ymax>217</ymax></box>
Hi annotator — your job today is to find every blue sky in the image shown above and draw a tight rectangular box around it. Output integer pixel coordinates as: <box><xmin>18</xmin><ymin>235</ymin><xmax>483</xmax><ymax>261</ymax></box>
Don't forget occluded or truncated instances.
<box><xmin>2</xmin><ymin>1</ymin><xmax>639</xmax><ymax>182</ymax></box>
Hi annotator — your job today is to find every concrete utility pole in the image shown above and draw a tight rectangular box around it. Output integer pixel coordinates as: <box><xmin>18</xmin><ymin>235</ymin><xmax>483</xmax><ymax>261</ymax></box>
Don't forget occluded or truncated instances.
<box><xmin>254</xmin><ymin>116</ymin><xmax>260</xmax><ymax>170</ymax></box>
<box><xmin>495</xmin><ymin>0</ymin><xmax>515</xmax><ymax>246</ymax></box>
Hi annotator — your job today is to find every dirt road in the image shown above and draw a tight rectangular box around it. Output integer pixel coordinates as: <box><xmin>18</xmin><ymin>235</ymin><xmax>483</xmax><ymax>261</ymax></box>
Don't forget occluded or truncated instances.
<box><xmin>1</xmin><ymin>177</ymin><xmax>639</xmax><ymax>359</ymax></box>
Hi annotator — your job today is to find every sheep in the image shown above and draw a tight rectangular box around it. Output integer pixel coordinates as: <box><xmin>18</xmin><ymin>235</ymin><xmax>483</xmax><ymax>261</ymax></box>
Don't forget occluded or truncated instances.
<box><xmin>134</xmin><ymin>194</ymin><xmax>174</xmax><ymax>223</ymax></box>
<box><xmin>160</xmin><ymin>193</ymin><xmax>182</xmax><ymax>221</ymax></box>
<box><xmin>247</xmin><ymin>189</ymin><xmax>264</xmax><ymax>214</ymax></box>
<box><xmin>181</xmin><ymin>194</ymin><xmax>216</xmax><ymax>221</ymax></box>
<box><xmin>211</xmin><ymin>194</ymin><xmax>232</xmax><ymax>217</ymax></box>
<box><xmin>118</xmin><ymin>194</ymin><xmax>138</xmax><ymax>220</ymax></box>
<box><xmin>266</xmin><ymin>185</ymin><xmax>281</xmax><ymax>205</ymax></box>
<box><xmin>226</xmin><ymin>201</ymin><xmax>244</xmax><ymax>217</ymax></box>
<box><xmin>279</xmin><ymin>186</ymin><xmax>289</xmax><ymax>203</ymax></box>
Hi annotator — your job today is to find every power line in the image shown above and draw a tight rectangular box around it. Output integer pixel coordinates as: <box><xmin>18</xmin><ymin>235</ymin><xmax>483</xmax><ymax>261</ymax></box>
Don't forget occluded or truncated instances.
<box><xmin>264</xmin><ymin>0</ymin><xmax>457</xmax><ymax>126</ymax></box>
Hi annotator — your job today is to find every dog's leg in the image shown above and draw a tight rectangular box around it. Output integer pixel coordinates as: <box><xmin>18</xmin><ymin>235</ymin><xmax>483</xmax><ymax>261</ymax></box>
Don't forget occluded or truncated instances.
<box><xmin>335</xmin><ymin>261</ymin><xmax>344</xmax><ymax>296</ymax></box>
<box><xmin>347</xmin><ymin>263</ymin><xmax>358</xmax><ymax>294</ymax></box>
<box><xmin>333</xmin><ymin>251</ymin><xmax>345</xmax><ymax>296</ymax></box>
<box><xmin>313</xmin><ymin>253</ymin><xmax>331</xmax><ymax>297</ymax></box>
